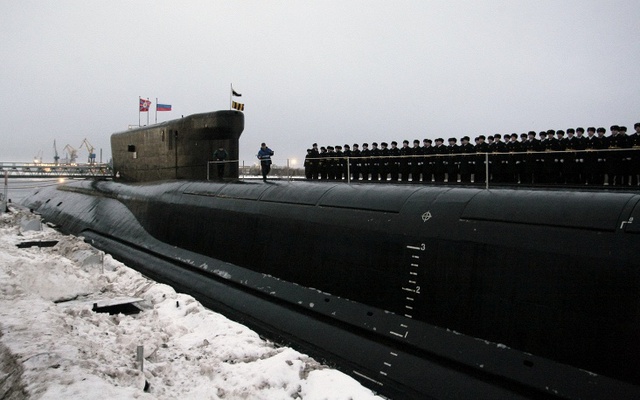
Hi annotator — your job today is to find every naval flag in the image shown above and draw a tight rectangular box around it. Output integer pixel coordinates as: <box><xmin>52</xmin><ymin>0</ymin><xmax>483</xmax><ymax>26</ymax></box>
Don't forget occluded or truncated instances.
<box><xmin>232</xmin><ymin>101</ymin><xmax>245</xmax><ymax>111</ymax></box>
<box><xmin>139</xmin><ymin>98</ymin><xmax>151</xmax><ymax>112</ymax></box>
<box><xmin>231</xmin><ymin>85</ymin><xmax>242</xmax><ymax>97</ymax></box>
<box><xmin>157</xmin><ymin>103</ymin><xmax>172</xmax><ymax>111</ymax></box>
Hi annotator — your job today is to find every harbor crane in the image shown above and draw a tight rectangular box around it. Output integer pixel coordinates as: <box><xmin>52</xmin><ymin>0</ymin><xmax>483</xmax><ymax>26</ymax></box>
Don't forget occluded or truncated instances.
<box><xmin>80</xmin><ymin>138</ymin><xmax>96</xmax><ymax>164</ymax></box>
<box><xmin>63</xmin><ymin>144</ymin><xmax>78</xmax><ymax>164</ymax></box>
<box><xmin>53</xmin><ymin>140</ymin><xmax>60</xmax><ymax>165</ymax></box>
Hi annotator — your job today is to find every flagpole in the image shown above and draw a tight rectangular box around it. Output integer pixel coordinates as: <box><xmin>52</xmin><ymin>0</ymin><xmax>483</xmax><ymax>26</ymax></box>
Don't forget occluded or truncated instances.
<box><xmin>147</xmin><ymin>98</ymin><xmax>150</xmax><ymax>126</ymax></box>
<box><xmin>155</xmin><ymin>97</ymin><xmax>158</xmax><ymax>124</ymax></box>
<box><xmin>138</xmin><ymin>96</ymin><xmax>141</xmax><ymax>127</ymax></box>
<box><xmin>229</xmin><ymin>84</ymin><xmax>232</xmax><ymax>110</ymax></box>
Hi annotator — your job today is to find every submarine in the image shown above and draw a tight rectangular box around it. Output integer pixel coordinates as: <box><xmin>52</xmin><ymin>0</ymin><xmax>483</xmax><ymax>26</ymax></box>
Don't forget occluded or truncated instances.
<box><xmin>21</xmin><ymin>111</ymin><xmax>640</xmax><ymax>399</ymax></box>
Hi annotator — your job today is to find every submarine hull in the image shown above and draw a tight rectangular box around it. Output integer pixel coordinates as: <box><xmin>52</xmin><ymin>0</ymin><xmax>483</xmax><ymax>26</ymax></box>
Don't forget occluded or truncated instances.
<box><xmin>21</xmin><ymin>180</ymin><xmax>640</xmax><ymax>399</ymax></box>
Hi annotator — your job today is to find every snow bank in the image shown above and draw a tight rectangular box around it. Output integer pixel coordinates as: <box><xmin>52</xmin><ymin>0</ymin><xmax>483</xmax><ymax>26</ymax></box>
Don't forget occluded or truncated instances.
<box><xmin>0</xmin><ymin>208</ymin><xmax>383</xmax><ymax>399</ymax></box>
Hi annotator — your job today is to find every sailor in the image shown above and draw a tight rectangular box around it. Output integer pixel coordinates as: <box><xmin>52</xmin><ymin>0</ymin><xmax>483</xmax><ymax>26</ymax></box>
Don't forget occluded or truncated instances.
<box><xmin>458</xmin><ymin>136</ymin><xmax>474</xmax><ymax>183</ymax></box>
<box><xmin>335</xmin><ymin>145</ymin><xmax>344</xmax><ymax>181</ymax></box>
<box><xmin>632</xmin><ymin>123</ymin><xmax>640</xmax><ymax>186</ymax></box>
<box><xmin>257</xmin><ymin>142</ymin><xmax>274</xmax><ymax>182</ymax></box>
<box><xmin>505</xmin><ymin>133</ymin><xmax>521</xmax><ymax>183</ymax></box>
<box><xmin>411</xmin><ymin>139</ymin><xmax>422</xmax><ymax>182</ymax></box>
<box><xmin>379</xmin><ymin>142</ymin><xmax>390</xmax><ymax>181</ymax></box>
<box><xmin>607</xmin><ymin>125</ymin><xmax>623</xmax><ymax>185</ymax></box>
<box><xmin>584</xmin><ymin>127</ymin><xmax>600</xmax><ymax>185</ymax></box>
<box><xmin>595</xmin><ymin>127</ymin><xmax>609</xmax><ymax>185</ymax></box>
<box><xmin>474</xmin><ymin>135</ymin><xmax>489</xmax><ymax>184</ymax></box>
<box><xmin>446</xmin><ymin>137</ymin><xmax>459</xmax><ymax>183</ymax></box>
<box><xmin>388</xmin><ymin>141</ymin><xmax>401</xmax><ymax>181</ymax></box>
<box><xmin>433</xmin><ymin>138</ymin><xmax>447</xmax><ymax>182</ymax></box>
<box><xmin>318</xmin><ymin>146</ymin><xmax>328</xmax><ymax>180</ymax></box>
<box><xmin>342</xmin><ymin>144</ymin><xmax>352</xmax><ymax>180</ymax></box>
<box><xmin>304</xmin><ymin>149</ymin><xmax>314</xmax><ymax>179</ymax></box>
<box><xmin>360</xmin><ymin>143</ymin><xmax>371</xmax><ymax>181</ymax></box>
<box><xmin>490</xmin><ymin>134</ymin><xmax>507</xmax><ymax>183</ymax></box>
<box><xmin>351</xmin><ymin>144</ymin><xmax>361</xmax><ymax>181</ymax></box>
<box><xmin>326</xmin><ymin>146</ymin><xmax>336</xmax><ymax>180</ymax></box>
<box><xmin>398</xmin><ymin>140</ymin><xmax>410</xmax><ymax>181</ymax></box>
<box><xmin>521</xmin><ymin>131</ymin><xmax>538</xmax><ymax>184</ymax></box>
<box><xmin>574</xmin><ymin>128</ymin><xmax>587</xmax><ymax>184</ymax></box>
<box><xmin>309</xmin><ymin>143</ymin><xmax>320</xmax><ymax>179</ymax></box>
<box><xmin>213</xmin><ymin>146</ymin><xmax>228</xmax><ymax>180</ymax></box>
<box><xmin>370</xmin><ymin>142</ymin><xmax>381</xmax><ymax>181</ymax></box>
<box><xmin>422</xmin><ymin>139</ymin><xmax>434</xmax><ymax>183</ymax></box>
<box><xmin>541</xmin><ymin>130</ymin><xmax>558</xmax><ymax>184</ymax></box>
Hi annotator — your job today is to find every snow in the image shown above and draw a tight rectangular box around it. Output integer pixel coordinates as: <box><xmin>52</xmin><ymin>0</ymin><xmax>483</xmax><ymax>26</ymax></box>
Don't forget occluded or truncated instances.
<box><xmin>0</xmin><ymin>207</ymin><xmax>383</xmax><ymax>399</ymax></box>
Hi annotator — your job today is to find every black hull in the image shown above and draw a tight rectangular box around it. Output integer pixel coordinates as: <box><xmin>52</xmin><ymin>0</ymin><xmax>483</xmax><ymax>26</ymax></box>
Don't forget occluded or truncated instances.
<box><xmin>21</xmin><ymin>180</ymin><xmax>640</xmax><ymax>399</ymax></box>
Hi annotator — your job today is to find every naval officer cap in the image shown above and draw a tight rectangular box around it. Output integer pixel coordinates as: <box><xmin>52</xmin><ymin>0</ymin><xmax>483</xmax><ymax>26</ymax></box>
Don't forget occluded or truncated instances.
<box><xmin>596</xmin><ymin>127</ymin><xmax>606</xmax><ymax>133</ymax></box>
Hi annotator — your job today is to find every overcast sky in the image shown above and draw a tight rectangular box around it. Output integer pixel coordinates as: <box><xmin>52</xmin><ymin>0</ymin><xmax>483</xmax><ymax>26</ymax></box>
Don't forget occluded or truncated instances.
<box><xmin>2</xmin><ymin>1</ymin><xmax>639</xmax><ymax>166</ymax></box>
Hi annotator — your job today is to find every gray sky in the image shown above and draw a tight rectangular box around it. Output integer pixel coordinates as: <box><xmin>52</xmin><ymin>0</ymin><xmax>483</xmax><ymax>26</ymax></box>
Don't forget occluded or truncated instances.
<box><xmin>2</xmin><ymin>1</ymin><xmax>639</xmax><ymax>167</ymax></box>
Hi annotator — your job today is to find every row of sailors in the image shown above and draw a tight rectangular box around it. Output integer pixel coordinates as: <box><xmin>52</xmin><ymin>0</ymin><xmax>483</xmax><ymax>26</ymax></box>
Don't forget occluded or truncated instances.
<box><xmin>303</xmin><ymin>124</ymin><xmax>640</xmax><ymax>186</ymax></box>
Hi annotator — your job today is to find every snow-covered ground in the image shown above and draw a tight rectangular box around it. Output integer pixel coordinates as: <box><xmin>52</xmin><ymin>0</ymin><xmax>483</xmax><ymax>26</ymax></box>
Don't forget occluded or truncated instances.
<box><xmin>0</xmin><ymin>206</ymin><xmax>383</xmax><ymax>399</ymax></box>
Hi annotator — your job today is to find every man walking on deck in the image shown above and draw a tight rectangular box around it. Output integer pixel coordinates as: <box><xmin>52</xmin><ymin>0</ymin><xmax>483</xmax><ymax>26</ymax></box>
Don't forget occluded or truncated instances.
<box><xmin>257</xmin><ymin>143</ymin><xmax>274</xmax><ymax>182</ymax></box>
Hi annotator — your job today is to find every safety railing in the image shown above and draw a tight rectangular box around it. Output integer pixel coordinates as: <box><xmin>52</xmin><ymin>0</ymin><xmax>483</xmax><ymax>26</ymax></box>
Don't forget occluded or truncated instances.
<box><xmin>299</xmin><ymin>147</ymin><xmax>640</xmax><ymax>189</ymax></box>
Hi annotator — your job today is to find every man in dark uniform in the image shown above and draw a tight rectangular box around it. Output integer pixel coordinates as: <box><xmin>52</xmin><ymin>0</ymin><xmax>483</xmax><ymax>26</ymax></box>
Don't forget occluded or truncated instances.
<box><xmin>607</xmin><ymin>125</ymin><xmax>623</xmax><ymax>185</ymax></box>
<box><xmin>422</xmin><ymin>139</ymin><xmax>434</xmax><ymax>183</ymax></box>
<box><xmin>360</xmin><ymin>143</ymin><xmax>370</xmax><ymax>181</ymax></box>
<box><xmin>370</xmin><ymin>142</ymin><xmax>381</xmax><ymax>181</ymax></box>
<box><xmin>410</xmin><ymin>140</ymin><xmax>422</xmax><ymax>182</ymax></box>
<box><xmin>595</xmin><ymin>127</ymin><xmax>609</xmax><ymax>185</ymax></box>
<box><xmin>555</xmin><ymin>130</ymin><xmax>567</xmax><ymax>184</ymax></box>
<box><xmin>334</xmin><ymin>145</ymin><xmax>344</xmax><ymax>181</ymax></box>
<box><xmin>583</xmin><ymin>127</ymin><xmax>600</xmax><ymax>185</ymax></box>
<box><xmin>536</xmin><ymin>131</ymin><xmax>548</xmax><ymax>183</ymax></box>
<box><xmin>521</xmin><ymin>131</ymin><xmax>538</xmax><ymax>184</ymax></box>
<box><xmin>309</xmin><ymin>143</ymin><xmax>320</xmax><ymax>179</ymax></box>
<box><xmin>389</xmin><ymin>141</ymin><xmax>401</xmax><ymax>181</ymax></box>
<box><xmin>351</xmin><ymin>143</ymin><xmax>361</xmax><ymax>181</ymax></box>
<box><xmin>563</xmin><ymin>128</ymin><xmax>580</xmax><ymax>184</ymax></box>
<box><xmin>433</xmin><ymin>138</ymin><xmax>447</xmax><ymax>182</ymax></box>
<box><xmin>614</xmin><ymin>126</ymin><xmax>631</xmax><ymax>186</ymax></box>
<box><xmin>304</xmin><ymin>148</ymin><xmax>314</xmax><ymax>179</ymax></box>
<box><xmin>542</xmin><ymin>130</ymin><xmax>561</xmax><ymax>184</ymax></box>
<box><xmin>574</xmin><ymin>128</ymin><xmax>587</xmax><ymax>184</ymax></box>
<box><xmin>342</xmin><ymin>144</ymin><xmax>351</xmax><ymax>181</ymax></box>
<box><xmin>631</xmin><ymin>123</ymin><xmax>640</xmax><ymax>186</ymax></box>
<box><xmin>318</xmin><ymin>146</ymin><xmax>328</xmax><ymax>180</ymax></box>
<box><xmin>458</xmin><ymin>136</ymin><xmax>475</xmax><ymax>183</ymax></box>
<box><xmin>326</xmin><ymin>146</ymin><xmax>336</xmax><ymax>180</ymax></box>
<box><xmin>379</xmin><ymin>142</ymin><xmax>390</xmax><ymax>181</ymax></box>
<box><xmin>446</xmin><ymin>137</ymin><xmax>459</xmax><ymax>183</ymax></box>
<box><xmin>491</xmin><ymin>134</ymin><xmax>507</xmax><ymax>183</ymax></box>
<box><xmin>505</xmin><ymin>133</ymin><xmax>522</xmax><ymax>183</ymax></box>
<box><xmin>474</xmin><ymin>135</ymin><xmax>489</xmax><ymax>184</ymax></box>
<box><xmin>399</xmin><ymin>140</ymin><xmax>411</xmax><ymax>181</ymax></box>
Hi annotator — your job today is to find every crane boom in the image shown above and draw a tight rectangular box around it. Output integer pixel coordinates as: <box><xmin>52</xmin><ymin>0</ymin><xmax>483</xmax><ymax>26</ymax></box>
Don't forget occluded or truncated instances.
<box><xmin>80</xmin><ymin>138</ymin><xmax>96</xmax><ymax>164</ymax></box>
<box><xmin>53</xmin><ymin>140</ymin><xmax>60</xmax><ymax>165</ymax></box>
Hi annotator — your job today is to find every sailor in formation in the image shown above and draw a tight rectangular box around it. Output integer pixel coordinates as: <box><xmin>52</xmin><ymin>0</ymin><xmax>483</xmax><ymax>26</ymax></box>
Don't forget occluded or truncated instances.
<box><xmin>305</xmin><ymin>123</ymin><xmax>640</xmax><ymax>186</ymax></box>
